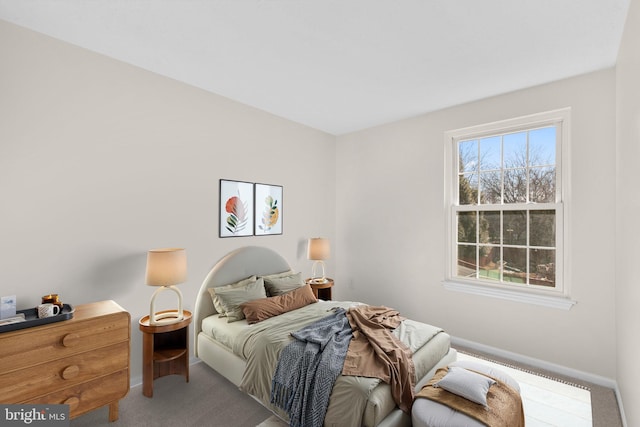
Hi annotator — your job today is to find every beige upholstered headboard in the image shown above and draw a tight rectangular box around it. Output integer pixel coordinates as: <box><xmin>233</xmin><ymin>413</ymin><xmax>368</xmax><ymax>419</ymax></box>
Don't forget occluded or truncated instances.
<box><xmin>193</xmin><ymin>246</ymin><xmax>292</xmax><ymax>356</ymax></box>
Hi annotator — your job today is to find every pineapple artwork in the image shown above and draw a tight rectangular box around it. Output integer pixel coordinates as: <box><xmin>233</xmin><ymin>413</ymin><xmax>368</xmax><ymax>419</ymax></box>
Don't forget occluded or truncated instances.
<box><xmin>225</xmin><ymin>195</ymin><xmax>249</xmax><ymax>234</ymax></box>
<box><xmin>259</xmin><ymin>195</ymin><xmax>279</xmax><ymax>232</ymax></box>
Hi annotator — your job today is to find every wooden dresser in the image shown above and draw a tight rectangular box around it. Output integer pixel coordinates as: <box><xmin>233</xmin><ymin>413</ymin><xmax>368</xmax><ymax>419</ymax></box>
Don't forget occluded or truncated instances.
<box><xmin>0</xmin><ymin>300</ymin><xmax>130</xmax><ymax>422</ymax></box>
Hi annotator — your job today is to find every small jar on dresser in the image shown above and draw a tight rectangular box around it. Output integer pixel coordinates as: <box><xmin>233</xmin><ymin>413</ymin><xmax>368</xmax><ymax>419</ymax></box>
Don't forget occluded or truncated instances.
<box><xmin>0</xmin><ymin>300</ymin><xmax>130</xmax><ymax>422</ymax></box>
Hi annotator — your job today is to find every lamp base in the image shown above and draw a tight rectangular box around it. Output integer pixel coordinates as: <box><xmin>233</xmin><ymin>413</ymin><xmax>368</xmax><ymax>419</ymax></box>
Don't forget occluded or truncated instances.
<box><xmin>150</xmin><ymin>310</ymin><xmax>184</xmax><ymax>326</ymax></box>
<box><xmin>310</xmin><ymin>261</ymin><xmax>327</xmax><ymax>285</ymax></box>
<box><xmin>149</xmin><ymin>285</ymin><xmax>184</xmax><ymax>326</ymax></box>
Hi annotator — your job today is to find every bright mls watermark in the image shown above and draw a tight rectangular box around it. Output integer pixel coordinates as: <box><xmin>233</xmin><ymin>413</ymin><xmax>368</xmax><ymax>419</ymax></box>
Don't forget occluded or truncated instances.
<box><xmin>1</xmin><ymin>405</ymin><xmax>69</xmax><ymax>426</ymax></box>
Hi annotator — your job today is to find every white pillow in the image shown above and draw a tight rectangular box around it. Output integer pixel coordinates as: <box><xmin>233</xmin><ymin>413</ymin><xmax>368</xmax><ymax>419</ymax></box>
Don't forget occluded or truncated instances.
<box><xmin>450</xmin><ymin>360</ymin><xmax>520</xmax><ymax>393</ymax></box>
<box><xmin>434</xmin><ymin>366</ymin><xmax>496</xmax><ymax>407</ymax></box>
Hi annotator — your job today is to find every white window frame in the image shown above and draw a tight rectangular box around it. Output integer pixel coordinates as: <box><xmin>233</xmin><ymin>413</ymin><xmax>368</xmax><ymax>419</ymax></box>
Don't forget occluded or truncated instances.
<box><xmin>443</xmin><ymin>108</ymin><xmax>575</xmax><ymax>310</ymax></box>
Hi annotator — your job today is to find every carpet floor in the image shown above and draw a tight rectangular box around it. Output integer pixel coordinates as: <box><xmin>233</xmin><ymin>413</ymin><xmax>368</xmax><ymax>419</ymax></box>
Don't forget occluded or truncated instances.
<box><xmin>70</xmin><ymin>362</ymin><xmax>271</xmax><ymax>427</ymax></box>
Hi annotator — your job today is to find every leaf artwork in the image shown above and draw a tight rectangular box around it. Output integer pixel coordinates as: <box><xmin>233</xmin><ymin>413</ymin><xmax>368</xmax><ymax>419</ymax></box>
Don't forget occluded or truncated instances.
<box><xmin>259</xmin><ymin>195</ymin><xmax>279</xmax><ymax>231</ymax></box>
<box><xmin>225</xmin><ymin>195</ymin><xmax>249</xmax><ymax>234</ymax></box>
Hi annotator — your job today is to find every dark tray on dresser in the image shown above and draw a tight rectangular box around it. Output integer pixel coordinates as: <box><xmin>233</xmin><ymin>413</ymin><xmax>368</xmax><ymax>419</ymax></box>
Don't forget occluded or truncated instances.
<box><xmin>0</xmin><ymin>304</ymin><xmax>75</xmax><ymax>333</ymax></box>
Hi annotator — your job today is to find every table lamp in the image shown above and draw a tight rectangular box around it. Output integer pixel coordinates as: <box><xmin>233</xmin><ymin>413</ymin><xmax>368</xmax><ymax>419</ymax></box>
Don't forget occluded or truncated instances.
<box><xmin>145</xmin><ymin>248</ymin><xmax>187</xmax><ymax>325</ymax></box>
<box><xmin>307</xmin><ymin>238</ymin><xmax>330</xmax><ymax>284</ymax></box>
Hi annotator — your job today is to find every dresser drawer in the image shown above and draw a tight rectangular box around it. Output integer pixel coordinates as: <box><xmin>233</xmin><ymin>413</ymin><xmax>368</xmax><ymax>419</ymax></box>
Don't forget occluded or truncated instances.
<box><xmin>0</xmin><ymin>311</ymin><xmax>129</xmax><ymax>373</ymax></box>
<box><xmin>0</xmin><ymin>341</ymin><xmax>128</xmax><ymax>402</ymax></box>
<box><xmin>22</xmin><ymin>369</ymin><xmax>129</xmax><ymax>419</ymax></box>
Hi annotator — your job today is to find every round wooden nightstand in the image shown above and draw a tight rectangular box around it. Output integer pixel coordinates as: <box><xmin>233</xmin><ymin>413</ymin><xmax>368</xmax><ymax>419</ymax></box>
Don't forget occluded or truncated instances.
<box><xmin>139</xmin><ymin>310</ymin><xmax>192</xmax><ymax>398</ymax></box>
<box><xmin>306</xmin><ymin>278</ymin><xmax>334</xmax><ymax>301</ymax></box>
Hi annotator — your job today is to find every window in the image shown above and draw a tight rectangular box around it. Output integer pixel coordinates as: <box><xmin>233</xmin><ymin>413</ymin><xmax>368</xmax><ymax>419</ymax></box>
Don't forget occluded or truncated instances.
<box><xmin>444</xmin><ymin>109</ymin><xmax>574</xmax><ymax>309</ymax></box>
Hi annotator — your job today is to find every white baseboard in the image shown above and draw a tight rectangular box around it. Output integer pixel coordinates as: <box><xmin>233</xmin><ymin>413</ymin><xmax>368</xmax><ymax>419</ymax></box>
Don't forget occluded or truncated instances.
<box><xmin>130</xmin><ymin>374</ymin><xmax>142</xmax><ymax>389</ymax></box>
<box><xmin>614</xmin><ymin>387</ymin><xmax>628</xmax><ymax>427</ymax></box>
<box><xmin>451</xmin><ymin>336</ymin><xmax>616</xmax><ymax>388</ymax></box>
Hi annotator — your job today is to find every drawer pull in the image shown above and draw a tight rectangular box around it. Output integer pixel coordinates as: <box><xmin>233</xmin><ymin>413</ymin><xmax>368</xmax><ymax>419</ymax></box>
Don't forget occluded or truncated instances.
<box><xmin>63</xmin><ymin>396</ymin><xmax>80</xmax><ymax>409</ymax></box>
<box><xmin>61</xmin><ymin>365</ymin><xmax>80</xmax><ymax>380</ymax></box>
<box><xmin>62</xmin><ymin>333</ymin><xmax>80</xmax><ymax>347</ymax></box>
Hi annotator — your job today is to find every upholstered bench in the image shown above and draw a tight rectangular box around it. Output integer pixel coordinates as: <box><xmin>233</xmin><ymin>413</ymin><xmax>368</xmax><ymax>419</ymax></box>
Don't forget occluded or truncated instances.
<box><xmin>412</xmin><ymin>359</ymin><xmax>523</xmax><ymax>427</ymax></box>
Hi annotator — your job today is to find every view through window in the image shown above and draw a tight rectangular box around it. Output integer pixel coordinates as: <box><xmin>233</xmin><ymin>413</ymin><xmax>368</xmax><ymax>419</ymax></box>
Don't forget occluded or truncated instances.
<box><xmin>449</xmin><ymin>112</ymin><xmax>567</xmax><ymax>293</ymax></box>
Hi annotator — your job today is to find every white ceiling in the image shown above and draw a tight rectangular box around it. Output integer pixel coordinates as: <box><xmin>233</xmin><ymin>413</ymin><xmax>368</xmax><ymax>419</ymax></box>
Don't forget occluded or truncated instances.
<box><xmin>0</xmin><ymin>1</ymin><xmax>631</xmax><ymax>135</ymax></box>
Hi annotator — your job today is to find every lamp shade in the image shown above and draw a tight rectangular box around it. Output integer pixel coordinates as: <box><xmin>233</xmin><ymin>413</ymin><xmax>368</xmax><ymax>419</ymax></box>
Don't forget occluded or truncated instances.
<box><xmin>145</xmin><ymin>248</ymin><xmax>187</xmax><ymax>287</ymax></box>
<box><xmin>307</xmin><ymin>238</ymin><xmax>330</xmax><ymax>260</ymax></box>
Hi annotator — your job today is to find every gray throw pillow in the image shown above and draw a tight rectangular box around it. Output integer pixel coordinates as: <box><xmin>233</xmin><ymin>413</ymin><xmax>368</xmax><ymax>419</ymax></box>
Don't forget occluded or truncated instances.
<box><xmin>208</xmin><ymin>275</ymin><xmax>257</xmax><ymax>316</ymax></box>
<box><xmin>262</xmin><ymin>271</ymin><xmax>304</xmax><ymax>296</ymax></box>
<box><xmin>215</xmin><ymin>277</ymin><xmax>267</xmax><ymax>322</ymax></box>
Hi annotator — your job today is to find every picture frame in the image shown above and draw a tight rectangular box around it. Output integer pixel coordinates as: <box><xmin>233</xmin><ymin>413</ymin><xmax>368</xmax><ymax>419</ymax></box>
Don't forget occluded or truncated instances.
<box><xmin>254</xmin><ymin>183</ymin><xmax>283</xmax><ymax>236</ymax></box>
<box><xmin>219</xmin><ymin>179</ymin><xmax>254</xmax><ymax>237</ymax></box>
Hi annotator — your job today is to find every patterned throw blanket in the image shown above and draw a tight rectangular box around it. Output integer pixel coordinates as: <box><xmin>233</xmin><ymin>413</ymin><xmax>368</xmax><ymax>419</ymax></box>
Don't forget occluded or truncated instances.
<box><xmin>270</xmin><ymin>308</ymin><xmax>352</xmax><ymax>427</ymax></box>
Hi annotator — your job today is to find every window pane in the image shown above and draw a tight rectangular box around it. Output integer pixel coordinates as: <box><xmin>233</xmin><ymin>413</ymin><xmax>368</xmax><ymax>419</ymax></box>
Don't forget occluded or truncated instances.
<box><xmin>457</xmin><ymin>244</ymin><xmax>477</xmax><ymax>277</ymax></box>
<box><xmin>480</xmin><ymin>170</ymin><xmax>501</xmax><ymax>204</ymax></box>
<box><xmin>457</xmin><ymin>212</ymin><xmax>477</xmax><ymax>243</ymax></box>
<box><xmin>459</xmin><ymin>172</ymin><xmax>478</xmax><ymax>205</ymax></box>
<box><xmin>529</xmin><ymin>127</ymin><xmax>556</xmax><ymax>167</ymax></box>
<box><xmin>478</xmin><ymin>268</ymin><xmax>500</xmax><ymax>281</ymax></box>
<box><xmin>479</xmin><ymin>211</ymin><xmax>500</xmax><ymax>244</ymax></box>
<box><xmin>478</xmin><ymin>246</ymin><xmax>500</xmax><ymax>282</ymax></box>
<box><xmin>480</xmin><ymin>136</ymin><xmax>501</xmax><ymax>171</ymax></box>
<box><xmin>503</xmin><ymin>247</ymin><xmax>526</xmax><ymax>283</ymax></box>
<box><xmin>459</xmin><ymin>139</ymin><xmax>477</xmax><ymax>173</ymax></box>
<box><xmin>529</xmin><ymin>166</ymin><xmax>556</xmax><ymax>203</ymax></box>
<box><xmin>503</xmin><ymin>210</ymin><xmax>526</xmax><ymax>245</ymax></box>
<box><xmin>503</xmin><ymin>168</ymin><xmax>527</xmax><ymax>203</ymax></box>
<box><xmin>503</xmin><ymin>132</ymin><xmax>527</xmax><ymax>169</ymax></box>
<box><xmin>530</xmin><ymin>210</ymin><xmax>555</xmax><ymax>247</ymax></box>
<box><xmin>529</xmin><ymin>248</ymin><xmax>555</xmax><ymax>287</ymax></box>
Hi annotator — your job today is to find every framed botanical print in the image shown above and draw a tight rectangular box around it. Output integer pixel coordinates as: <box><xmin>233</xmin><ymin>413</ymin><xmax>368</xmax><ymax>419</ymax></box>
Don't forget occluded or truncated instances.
<box><xmin>219</xmin><ymin>179</ymin><xmax>254</xmax><ymax>237</ymax></box>
<box><xmin>254</xmin><ymin>183</ymin><xmax>283</xmax><ymax>236</ymax></box>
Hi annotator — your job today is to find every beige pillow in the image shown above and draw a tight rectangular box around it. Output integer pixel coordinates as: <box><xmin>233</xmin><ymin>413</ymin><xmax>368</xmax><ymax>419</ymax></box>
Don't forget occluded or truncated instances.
<box><xmin>215</xmin><ymin>277</ymin><xmax>267</xmax><ymax>322</ymax></box>
<box><xmin>241</xmin><ymin>284</ymin><xmax>317</xmax><ymax>324</ymax></box>
<box><xmin>262</xmin><ymin>271</ymin><xmax>305</xmax><ymax>296</ymax></box>
<box><xmin>208</xmin><ymin>275</ymin><xmax>257</xmax><ymax>316</ymax></box>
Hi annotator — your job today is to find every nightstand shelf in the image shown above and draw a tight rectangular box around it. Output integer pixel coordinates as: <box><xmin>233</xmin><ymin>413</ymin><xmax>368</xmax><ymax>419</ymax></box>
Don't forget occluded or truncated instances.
<box><xmin>154</xmin><ymin>348</ymin><xmax>187</xmax><ymax>363</ymax></box>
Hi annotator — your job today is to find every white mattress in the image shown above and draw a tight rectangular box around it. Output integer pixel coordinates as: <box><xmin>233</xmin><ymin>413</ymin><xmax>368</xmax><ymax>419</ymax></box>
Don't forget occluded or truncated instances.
<box><xmin>200</xmin><ymin>301</ymin><xmax>441</xmax><ymax>356</ymax></box>
<box><xmin>200</xmin><ymin>300</ymin><xmax>362</xmax><ymax>353</ymax></box>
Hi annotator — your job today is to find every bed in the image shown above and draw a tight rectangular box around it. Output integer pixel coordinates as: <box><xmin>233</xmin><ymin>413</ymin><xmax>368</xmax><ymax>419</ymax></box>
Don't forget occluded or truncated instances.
<box><xmin>193</xmin><ymin>246</ymin><xmax>456</xmax><ymax>427</ymax></box>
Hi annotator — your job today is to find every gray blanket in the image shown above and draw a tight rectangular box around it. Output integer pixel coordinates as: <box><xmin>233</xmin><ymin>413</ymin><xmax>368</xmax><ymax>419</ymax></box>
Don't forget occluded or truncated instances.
<box><xmin>270</xmin><ymin>308</ymin><xmax>352</xmax><ymax>427</ymax></box>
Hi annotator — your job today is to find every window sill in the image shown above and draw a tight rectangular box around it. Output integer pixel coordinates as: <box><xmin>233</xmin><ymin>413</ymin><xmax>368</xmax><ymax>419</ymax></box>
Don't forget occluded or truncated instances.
<box><xmin>441</xmin><ymin>280</ymin><xmax>576</xmax><ymax>310</ymax></box>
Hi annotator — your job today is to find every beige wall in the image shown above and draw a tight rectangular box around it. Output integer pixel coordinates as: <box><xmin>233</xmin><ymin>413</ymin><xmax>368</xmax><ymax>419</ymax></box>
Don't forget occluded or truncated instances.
<box><xmin>0</xmin><ymin>20</ymin><xmax>336</xmax><ymax>384</ymax></box>
<box><xmin>616</xmin><ymin>0</ymin><xmax>640</xmax><ymax>424</ymax></box>
<box><xmin>336</xmin><ymin>69</ymin><xmax>618</xmax><ymax>379</ymax></box>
